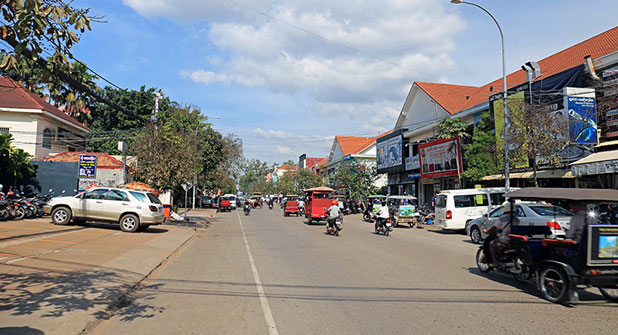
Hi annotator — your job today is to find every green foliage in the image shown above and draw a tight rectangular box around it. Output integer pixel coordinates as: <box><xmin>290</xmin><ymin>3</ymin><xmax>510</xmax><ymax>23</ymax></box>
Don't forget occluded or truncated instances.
<box><xmin>239</xmin><ymin>159</ymin><xmax>271</xmax><ymax>193</ymax></box>
<box><xmin>328</xmin><ymin>161</ymin><xmax>377</xmax><ymax>199</ymax></box>
<box><xmin>462</xmin><ymin>112</ymin><xmax>499</xmax><ymax>182</ymax></box>
<box><xmin>437</xmin><ymin>118</ymin><xmax>470</xmax><ymax>139</ymax></box>
<box><xmin>0</xmin><ymin>133</ymin><xmax>35</xmax><ymax>188</ymax></box>
<box><xmin>87</xmin><ymin>86</ymin><xmax>172</xmax><ymax>155</ymax></box>
<box><xmin>276</xmin><ymin>169</ymin><xmax>322</xmax><ymax>195</ymax></box>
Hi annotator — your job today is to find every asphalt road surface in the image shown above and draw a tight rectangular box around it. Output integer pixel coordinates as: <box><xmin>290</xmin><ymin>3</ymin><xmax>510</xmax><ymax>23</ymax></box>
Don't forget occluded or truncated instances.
<box><xmin>92</xmin><ymin>208</ymin><xmax>617</xmax><ymax>335</ymax></box>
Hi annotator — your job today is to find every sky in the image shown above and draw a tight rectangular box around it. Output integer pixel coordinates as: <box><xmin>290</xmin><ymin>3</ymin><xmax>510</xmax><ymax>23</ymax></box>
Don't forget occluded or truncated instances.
<box><xmin>71</xmin><ymin>0</ymin><xmax>618</xmax><ymax>164</ymax></box>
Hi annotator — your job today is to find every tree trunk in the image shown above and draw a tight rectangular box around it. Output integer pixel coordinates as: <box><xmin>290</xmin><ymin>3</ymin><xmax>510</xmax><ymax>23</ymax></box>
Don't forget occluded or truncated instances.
<box><xmin>532</xmin><ymin>155</ymin><xmax>538</xmax><ymax>187</ymax></box>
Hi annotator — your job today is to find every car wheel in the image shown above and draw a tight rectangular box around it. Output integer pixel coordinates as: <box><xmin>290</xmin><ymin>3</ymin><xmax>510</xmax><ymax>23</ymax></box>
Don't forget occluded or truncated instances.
<box><xmin>51</xmin><ymin>206</ymin><xmax>72</xmax><ymax>225</ymax></box>
<box><xmin>539</xmin><ymin>266</ymin><xmax>569</xmax><ymax>303</ymax></box>
<box><xmin>599</xmin><ymin>287</ymin><xmax>618</xmax><ymax>302</ymax></box>
<box><xmin>470</xmin><ymin>226</ymin><xmax>482</xmax><ymax>244</ymax></box>
<box><xmin>119</xmin><ymin>214</ymin><xmax>140</xmax><ymax>233</ymax></box>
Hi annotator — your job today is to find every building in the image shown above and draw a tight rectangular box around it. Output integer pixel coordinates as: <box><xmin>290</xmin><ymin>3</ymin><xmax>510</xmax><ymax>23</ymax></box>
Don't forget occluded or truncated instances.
<box><xmin>318</xmin><ymin>133</ymin><xmax>389</xmax><ymax>188</ymax></box>
<box><xmin>385</xmin><ymin>26</ymin><xmax>618</xmax><ymax>205</ymax></box>
<box><xmin>0</xmin><ymin>76</ymin><xmax>89</xmax><ymax>158</ymax></box>
<box><xmin>39</xmin><ymin>152</ymin><xmax>131</xmax><ymax>189</ymax></box>
<box><xmin>298</xmin><ymin>154</ymin><xmax>327</xmax><ymax>174</ymax></box>
<box><xmin>270</xmin><ymin>164</ymin><xmax>297</xmax><ymax>182</ymax></box>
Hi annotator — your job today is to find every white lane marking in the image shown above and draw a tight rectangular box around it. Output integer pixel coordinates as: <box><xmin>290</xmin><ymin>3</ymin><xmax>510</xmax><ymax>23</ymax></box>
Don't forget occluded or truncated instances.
<box><xmin>236</xmin><ymin>210</ymin><xmax>279</xmax><ymax>335</ymax></box>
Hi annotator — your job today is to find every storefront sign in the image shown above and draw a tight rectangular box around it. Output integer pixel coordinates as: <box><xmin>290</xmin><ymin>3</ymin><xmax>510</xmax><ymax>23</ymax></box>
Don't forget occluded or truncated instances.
<box><xmin>567</xmin><ymin>96</ymin><xmax>597</xmax><ymax>144</ymax></box>
<box><xmin>377</xmin><ymin>135</ymin><xmax>403</xmax><ymax>169</ymax></box>
<box><xmin>419</xmin><ymin>137</ymin><xmax>463</xmax><ymax>178</ymax></box>
<box><xmin>79</xmin><ymin>154</ymin><xmax>97</xmax><ymax>179</ymax></box>
<box><xmin>405</xmin><ymin>155</ymin><xmax>420</xmax><ymax>171</ymax></box>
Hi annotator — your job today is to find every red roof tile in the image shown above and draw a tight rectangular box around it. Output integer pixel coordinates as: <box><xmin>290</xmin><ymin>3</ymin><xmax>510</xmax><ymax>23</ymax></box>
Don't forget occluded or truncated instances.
<box><xmin>0</xmin><ymin>76</ymin><xmax>89</xmax><ymax>131</ymax></box>
<box><xmin>337</xmin><ymin>130</ymin><xmax>392</xmax><ymax>156</ymax></box>
<box><xmin>419</xmin><ymin>25</ymin><xmax>618</xmax><ymax>114</ymax></box>
<box><xmin>278</xmin><ymin>164</ymin><xmax>297</xmax><ymax>170</ymax></box>
<box><xmin>305</xmin><ymin>157</ymin><xmax>326</xmax><ymax>168</ymax></box>
<box><xmin>40</xmin><ymin>152</ymin><xmax>123</xmax><ymax>169</ymax></box>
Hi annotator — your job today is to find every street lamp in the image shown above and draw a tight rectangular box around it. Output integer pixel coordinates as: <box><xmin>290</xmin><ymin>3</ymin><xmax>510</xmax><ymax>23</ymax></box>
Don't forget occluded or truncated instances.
<box><xmin>451</xmin><ymin>0</ymin><xmax>510</xmax><ymax>190</ymax></box>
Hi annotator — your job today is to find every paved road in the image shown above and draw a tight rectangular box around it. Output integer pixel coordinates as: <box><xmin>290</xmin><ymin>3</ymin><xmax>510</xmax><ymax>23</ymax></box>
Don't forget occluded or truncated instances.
<box><xmin>93</xmin><ymin>208</ymin><xmax>617</xmax><ymax>335</ymax></box>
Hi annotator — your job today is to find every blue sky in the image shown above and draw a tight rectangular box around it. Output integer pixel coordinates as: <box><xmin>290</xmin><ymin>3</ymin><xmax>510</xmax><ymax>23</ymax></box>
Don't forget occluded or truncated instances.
<box><xmin>71</xmin><ymin>0</ymin><xmax>618</xmax><ymax>164</ymax></box>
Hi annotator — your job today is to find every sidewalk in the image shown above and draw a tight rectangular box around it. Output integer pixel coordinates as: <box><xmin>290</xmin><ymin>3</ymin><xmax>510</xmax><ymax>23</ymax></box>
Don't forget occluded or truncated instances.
<box><xmin>0</xmin><ymin>216</ymin><xmax>203</xmax><ymax>335</ymax></box>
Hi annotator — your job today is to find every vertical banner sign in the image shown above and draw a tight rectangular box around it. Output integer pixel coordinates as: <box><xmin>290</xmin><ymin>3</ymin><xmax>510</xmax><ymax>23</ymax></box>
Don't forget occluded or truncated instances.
<box><xmin>386</xmin><ymin>136</ymin><xmax>402</xmax><ymax>167</ymax></box>
<box><xmin>493</xmin><ymin>91</ymin><xmax>529</xmax><ymax>169</ymax></box>
<box><xmin>79</xmin><ymin>154</ymin><xmax>97</xmax><ymax>179</ymax></box>
<box><xmin>567</xmin><ymin>96</ymin><xmax>597</xmax><ymax>144</ymax></box>
<box><xmin>376</xmin><ymin>141</ymin><xmax>387</xmax><ymax>169</ymax></box>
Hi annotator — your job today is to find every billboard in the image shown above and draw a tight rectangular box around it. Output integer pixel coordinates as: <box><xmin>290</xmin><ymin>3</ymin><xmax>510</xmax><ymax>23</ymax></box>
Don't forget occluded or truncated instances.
<box><xmin>376</xmin><ymin>135</ymin><xmax>403</xmax><ymax>169</ymax></box>
<box><xmin>493</xmin><ymin>91</ymin><xmax>529</xmax><ymax>169</ymax></box>
<box><xmin>79</xmin><ymin>154</ymin><xmax>97</xmax><ymax>179</ymax></box>
<box><xmin>419</xmin><ymin>137</ymin><xmax>462</xmax><ymax>178</ymax></box>
<box><xmin>566</xmin><ymin>96</ymin><xmax>597</xmax><ymax>144</ymax></box>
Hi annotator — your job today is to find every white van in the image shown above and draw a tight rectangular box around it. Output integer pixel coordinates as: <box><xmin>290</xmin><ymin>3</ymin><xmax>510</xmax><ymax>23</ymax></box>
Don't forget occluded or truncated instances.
<box><xmin>434</xmin><ymin>187</ymin><xmax>515</xmax><ymax>231</ymax></box>
<box><xmin>222</xmin><ymin>194</ymin><xmax>237</xmax><ymax>209</ymax></box>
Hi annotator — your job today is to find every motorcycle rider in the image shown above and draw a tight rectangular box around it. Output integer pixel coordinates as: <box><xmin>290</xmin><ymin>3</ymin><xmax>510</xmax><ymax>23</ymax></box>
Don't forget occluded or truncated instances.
<box><xmin>325</xmin><ymin>200</ymin><xmax>342</xmax><ymax>233</ymax></box>
<box><xmin>375</xmin><ymin>200</ymin><xmax>390</xmax><ymax>233</ymax></box>
<box><xmin>483</xmin><ymin>201</ymin><xmax>519</xmax><ymax>268</ymax></box>
<box><xmin>268</xmin><ymin>197</ymin><xmax>274</xmax><ymax>209</ymax></box>
<box><xmin>243</xmin><ymin>199</ymin><xmax>251</xmax><ymax>214</ymax></box>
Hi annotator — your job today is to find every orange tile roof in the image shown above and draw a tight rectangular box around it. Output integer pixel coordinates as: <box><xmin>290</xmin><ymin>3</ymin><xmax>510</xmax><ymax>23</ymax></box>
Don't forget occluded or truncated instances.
<box><xmin>0</xmin><ymin>76</ymin><xmax>89</xmax><ymax>130</ymax></box>
<box><xmin>278</xmin><ymin>164</ymin><xmax>297</xmax><ymax>170</ymax></box>
<box><xmin>337</xmin><ymin>130</ymin><xmax>393</xmax><ymax>156</ymax></box>
<box><xmin>305</xmin><ymin>157</ymin><xmax>326</xmax><ymax>168</ymax></box>
<box><xmin>40</xmin><ymin>152</ymin><xmax>124</xmax><ymax>169</ymax></box>
<box><xmin>418</xmin><ymin>25</ymin><xmax>618</xmax><ymax>114</ymax></box>
<box><xmin>316</xmin><ymin>158</ymin><xmax>329</xmax><ymax>166</ymax></box>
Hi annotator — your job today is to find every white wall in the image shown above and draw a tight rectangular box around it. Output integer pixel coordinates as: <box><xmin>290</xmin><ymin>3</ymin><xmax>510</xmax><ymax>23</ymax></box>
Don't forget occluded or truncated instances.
<box><xmin>400</xmin><ymin>86</ymin><xmax>450</xmax><ymax>136</ymax></box>
<box><xmin>78</xmin><ymin>168</ymin><xmax>124</xmax><ymax>190</ymax></box>
<box><xmin>0</xmin><ymin>110</ymin><xmax>38</xmax><ymax>156</ymax></box>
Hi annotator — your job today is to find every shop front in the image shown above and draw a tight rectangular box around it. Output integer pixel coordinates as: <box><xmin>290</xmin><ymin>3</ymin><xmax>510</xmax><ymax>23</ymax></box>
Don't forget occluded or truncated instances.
<box><xmin>418</xmin><ymin>137</ymin><xmax>463</xmax><ymax>205</ymax></box>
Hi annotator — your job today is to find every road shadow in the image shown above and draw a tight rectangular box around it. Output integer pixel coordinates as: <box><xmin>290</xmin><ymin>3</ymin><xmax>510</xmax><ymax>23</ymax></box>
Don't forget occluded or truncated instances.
<box><xmin>0</xmin><ymin>262</ymin><xmax>164</xmax><ymax>322</ymax></box>
<box><xmin>303</xmin><ymin>220</ymin><xmax>325</xmax><ymax>226</ymax></box>
<box><xmin>466</xmin><ymin>267</ymin><xmax>614</xmax><ymax>306</ymax></box>
<box><xmin>79</xmin><ymin>222</ymin><xmax>170</xmax><ymax>234</ymax></box>
<box><xmin>0</xmin><ymin>326</ymin><xmax>44</xmax><ymax>335</ymax></box>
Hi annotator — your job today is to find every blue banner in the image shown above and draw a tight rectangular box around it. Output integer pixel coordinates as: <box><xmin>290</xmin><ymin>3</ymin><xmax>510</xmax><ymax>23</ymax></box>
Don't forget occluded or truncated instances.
<box><xmin>567</xmin><ymin>96</ymin><xmax>597</xmax><ymax>144</ymax></box>
<box><xmin>79</xmin><ymin>154</ymin><xmax>97</xmax><ymax>178</ymax></box>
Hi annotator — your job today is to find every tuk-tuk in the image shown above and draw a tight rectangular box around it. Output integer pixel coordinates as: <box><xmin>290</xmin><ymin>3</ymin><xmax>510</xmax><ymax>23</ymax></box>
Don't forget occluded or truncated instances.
<box><xmin>386</xmin><ymin>195</ymin><xmax>419</xmax><ymax>227</ymax></box>
<box><xmin>218</xmin><ymin>195</ymin><xmax>234</xmax><ymax>212</ymax></box>
<box><xmin>303</xmin><ymin>187</ymin><xmax>335</xmax><ymax>223</ymax></box>
<box><xmin>250</xmin><ymin>195</ymin><xmax>262</xmax><ymax>208</ymax></box>
<box><xmin>477</xmin><ymin>187</ymin><xmax>618</xmax><ymax>305</ymax></box>
<box><xmin>284</xmin><ymin>195</ymin><xmax>300</xmax><ymax>217</ymax></box>
<box><xmin>362</xmin><ymin>195</ymin><xmax>386</xmax><ymax>222</ymax></box>
<box><xmin>334</xmin><ymin>195</ymin><xmax>348</xmax><ymax>215</ymax></box>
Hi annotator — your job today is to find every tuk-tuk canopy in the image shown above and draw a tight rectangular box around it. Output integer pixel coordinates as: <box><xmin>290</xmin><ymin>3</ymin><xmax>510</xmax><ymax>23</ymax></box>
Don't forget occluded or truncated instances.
<box><xmin>366</xmin><ymin>195</ymin><xmax>386</xmax><ymax>199</ymax></box>
<box><xmin>505</xmin><ymin>187</ymin><xmax>618</xmax><ymax>203</ymax></box>
<box><xmin>303</xmin><ymin>186</ymin><xmax>335</xmax><ymax>193</ymax></box>
<box><xmin>387</xmin><ymin>195</ymin><xmax>417</xmax><ymax>200</ymax></box>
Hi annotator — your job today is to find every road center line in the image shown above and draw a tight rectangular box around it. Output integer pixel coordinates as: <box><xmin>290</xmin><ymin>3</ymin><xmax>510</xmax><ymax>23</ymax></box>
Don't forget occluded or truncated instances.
<box><xmin>236</xmin><ymin>210</ymin><xmax>279</xmax><ymax>335</ymax></box>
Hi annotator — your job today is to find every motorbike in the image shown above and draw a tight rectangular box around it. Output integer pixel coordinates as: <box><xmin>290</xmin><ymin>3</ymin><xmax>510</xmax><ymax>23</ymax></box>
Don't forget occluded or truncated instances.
<box><xmin>326</xmin><ymin>215</ymin><xmax>343</xmax><ymax>236</ymax></box>
<box><xmin>475</xmin><ymin>230</ymin><xmax>531</xmax><ymax>282</ymax></box>
<box><xmin>243</xmin><ymin>203</ymin><xmax>251</xmax><ymax>216</ymax></box>
<box><xmin>268</xmin><ymin>202</ymin><xmax>273</xmax><ymax>210</ymax></box>
<box><xmin>417</xmin><ymin>204</ymin><xmax>435</xmax><ymax>224</ymax></box>
<box><xmin>373</xmin><ymin>215</ymin><xmax>392</xmax><ymax>236</ymax></box>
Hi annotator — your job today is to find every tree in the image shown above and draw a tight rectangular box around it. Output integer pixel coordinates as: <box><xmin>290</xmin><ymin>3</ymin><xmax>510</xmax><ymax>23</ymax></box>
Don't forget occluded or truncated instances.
<box><xmin>508</xmin><ymin>101</ymin><xmax>567</xmax><ymax>186</ymax></box>
<box><xmin>436</xmin><ymin>118</ymin><xmax>470</xmax><ymax>140</ymax></box>
<box><xmin>130</xmin><ymin>106</ymin><xmax>203</xmax><ymax>190</ymax></box>
<box><xmin>328</xmin><ymin>161</ymin><xmax>377</xmax><ymax>200</ymax></box>
<box><xmin>462</xmin><ymin>112</ymin><xmax>500</xmax><ymax>182</ymax></box>
<box><xmin>0</xmin><ymin>133</ymin><xmax>35</xmax><ymax>188</ymax></box>
<box><xmin>87</xmin><ymin>86</ymin><xmax>172</xmax><ymax>154</ymax></box>
<box><xmin>239</xmin><ymin>159</ymin><xmax>271</xmax><ymax>193</ymax></box>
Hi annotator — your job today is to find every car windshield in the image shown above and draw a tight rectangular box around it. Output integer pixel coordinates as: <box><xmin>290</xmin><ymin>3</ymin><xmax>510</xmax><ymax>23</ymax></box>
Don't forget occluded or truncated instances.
<box><xmin>147</xmin><ymin>193</ymin><xmax>162</xmax><ymax>204</ymax></box>
<box><xmin>528</xmin><ymin>205</ymin><xmax>573</xmax><ymax>217</ymax></box>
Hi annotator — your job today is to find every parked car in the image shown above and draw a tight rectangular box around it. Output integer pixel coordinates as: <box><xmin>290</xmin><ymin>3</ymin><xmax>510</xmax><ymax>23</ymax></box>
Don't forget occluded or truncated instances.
<box><xmin>434</xmin><ymin>187</ymin><xmax>516</xmax><ymax>231</ymax></box>
<box><xmin>43</xmin><ymin>187</ymin><xmax>165</xmax><ymax>232</ymax></box>
<box><xmin>201</xmin><ymin>196</ymin><xmax>213</xmax><ymax>208</ymax></box>
<box><xmin>222</xmin><ymin>194</ymin><xmax>237</xmax><ymax>209</ymax></box>
<box><xmin>466</xmin><ymin>202</ymin><xmax>572</xmax><ymax>244</ymax></box>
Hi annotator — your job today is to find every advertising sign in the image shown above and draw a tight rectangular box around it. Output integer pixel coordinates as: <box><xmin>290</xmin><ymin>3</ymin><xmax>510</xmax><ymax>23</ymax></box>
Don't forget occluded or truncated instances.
<box><xmin>376</xmin><ymin>141</ymin><xmax>387</xmax><ymax>169</ymax></box>
<box><xmin>587</xmin><ymin>225</ymin><xmax>618</xmax><ymax>266</ymax></box>
<box><xmin>405</xmin><ymin>155</ymin><xmax>420</xmax><ymax>171</ymax></box>
<box><xmin>79</xmin><ymin>154</ymin><xmax>97</xmax><ymax>179</ymax></box>
<box><xmin>566</xmin><ymin>96</ymin><xmax>597</xmax><ymax>144</ymax></box>
<box><xmin>386</xmin><ymin>136</ymin><xmax>402</xmax><ymax>167</ymax></box>
<box><xmin>493</xmin><ymin>91</ymin><xmax>529</xmax><ymax>169</ymax></box>
<box><xmin>419</xmin><ymin>137</ymin><xmax>462</xmax><ymax>178</ymax></box>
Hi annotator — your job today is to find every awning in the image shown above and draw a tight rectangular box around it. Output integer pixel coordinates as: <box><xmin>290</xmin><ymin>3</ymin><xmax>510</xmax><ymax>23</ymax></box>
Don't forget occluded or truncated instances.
<box><xmin>596</xmin><ymin>139</ymin><xmax>618</xmax><ymax>148</ymax></box>
<box><xmin>481</xmin><ymin>169</ymin><xmax>574</xmax><ymax>181</ymax></box>
<box><xmin>570</xmin><ymin>149</ymin><xmax>618</xmax><ymax>176</ymax></box>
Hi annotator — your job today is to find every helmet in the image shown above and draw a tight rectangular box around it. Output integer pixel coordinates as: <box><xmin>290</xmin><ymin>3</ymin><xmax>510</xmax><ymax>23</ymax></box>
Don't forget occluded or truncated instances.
<box><xmin>501</xmin><ymin>201</ymin><xmax>515</xmax><ymax>214</ymax></box>
<box><xmin>332</xmin><ymin>200</ymin><xmax>338</xmax><ymax>205</ymax></box>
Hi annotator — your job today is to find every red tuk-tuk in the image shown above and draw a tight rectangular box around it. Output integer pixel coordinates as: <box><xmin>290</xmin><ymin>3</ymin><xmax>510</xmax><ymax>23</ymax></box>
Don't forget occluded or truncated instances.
<box><xmin>303</xmin><ymin>186</ymin><xmax>335</xmax><ymax>223</ymax></box>
<box><xmin>284</xmin><ymin>195</ymin><xmax>300</xmax><ymax>217</ymax></box>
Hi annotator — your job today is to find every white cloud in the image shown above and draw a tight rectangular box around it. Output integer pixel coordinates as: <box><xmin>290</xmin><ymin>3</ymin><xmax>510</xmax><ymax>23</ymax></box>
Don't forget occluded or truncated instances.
<box><xmin>180</xmin><ymin>69</ymin><xmax>229</xmax><ymax>84</ymax></box>
<box><xmin>253</xmin><ymin>128</ymin><xmax>292</xmax><ymax>139</ymax></box>
<box><xmin>276</xmin><ymin>146</ymin><xmax>295</xmax><ymax>155</ymax></box>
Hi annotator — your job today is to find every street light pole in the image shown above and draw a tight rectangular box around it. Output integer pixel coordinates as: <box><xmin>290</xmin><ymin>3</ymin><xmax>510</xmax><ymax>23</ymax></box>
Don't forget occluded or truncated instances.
<box><xmin>451</xmin><ymin>0</ymin><xmax>510</xmax><ymax>190</ymax></box>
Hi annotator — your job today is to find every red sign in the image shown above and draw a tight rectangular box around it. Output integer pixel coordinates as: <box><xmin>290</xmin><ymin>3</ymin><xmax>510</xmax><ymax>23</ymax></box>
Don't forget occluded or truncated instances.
<box><xmin>419</xmin><ymin>137</ymin><xmax>463</xmax><ymax>178</ymax></box>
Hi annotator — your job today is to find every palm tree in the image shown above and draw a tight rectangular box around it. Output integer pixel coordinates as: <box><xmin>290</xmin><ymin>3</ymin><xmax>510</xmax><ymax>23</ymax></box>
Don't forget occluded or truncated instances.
<box><xmin>8</xmin><ymin>148</ymin><xmax>35</xmax><ymax>188</ymax></box>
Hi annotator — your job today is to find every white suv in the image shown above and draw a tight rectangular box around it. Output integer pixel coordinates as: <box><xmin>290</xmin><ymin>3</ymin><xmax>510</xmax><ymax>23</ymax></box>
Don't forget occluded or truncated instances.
<box><xmin>44</xmin><ymin>187</ymin><xmax>165</xmax><ymax>232</ymax></box>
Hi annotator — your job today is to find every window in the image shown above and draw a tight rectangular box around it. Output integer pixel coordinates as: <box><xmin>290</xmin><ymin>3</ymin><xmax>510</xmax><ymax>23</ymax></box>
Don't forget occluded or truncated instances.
<box><xmin>84</xmin><ymin>189</ymin><xmax>109</xmax><ymax>199</ymax></box>
<box><xmin>147</xmin><ymin>193</ymin><xmax>162</xmax><ymax>204</ymax></box>
<box><xmin>0</xmin><ymin>127</ymin><xmax>9</xmax><ymax>134</ymax></box>
<box><xmin>42</xmin><ymin>128</ymin><xmax>53</xmax><ymax>149</ymax></box>
<box><xmin>489</xmin><ymin>208</ymin><xmax>502</xmax><ymax>217</ymax></box>
<box><xmin>436</xmin><ymin>195</ymin><xmax>447</xmax><ymax>208</ymax></box>
<box><xmin>107</xmin><ymin>190</ymin><xmax>129</xmax><ymax>201</ymax></box>
<box><xmin>454</xmin><ymin>194</ymin><xmax>488</xmax><ymax>208</ymax></box>
<box><xmin>490</xmin><ymin>193</ymin><xmax>505</xmax><ymax>206</ymax></box>
<box><xmin>130</xmin><ymin>191</ymin><xmax>148</xmax><ymax>202</ymax></box>
<box><xmin>529</xmin><ymin>205</ymin><xmax>573</xmax><ymax>217</ymax></box>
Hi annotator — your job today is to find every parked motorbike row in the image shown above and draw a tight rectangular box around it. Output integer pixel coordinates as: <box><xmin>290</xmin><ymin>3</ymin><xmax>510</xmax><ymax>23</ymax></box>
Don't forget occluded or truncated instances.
<box><xmin>0</xmin><ymin>188</ymin><xmax>55</xmax><ymax>221</ymax></box>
